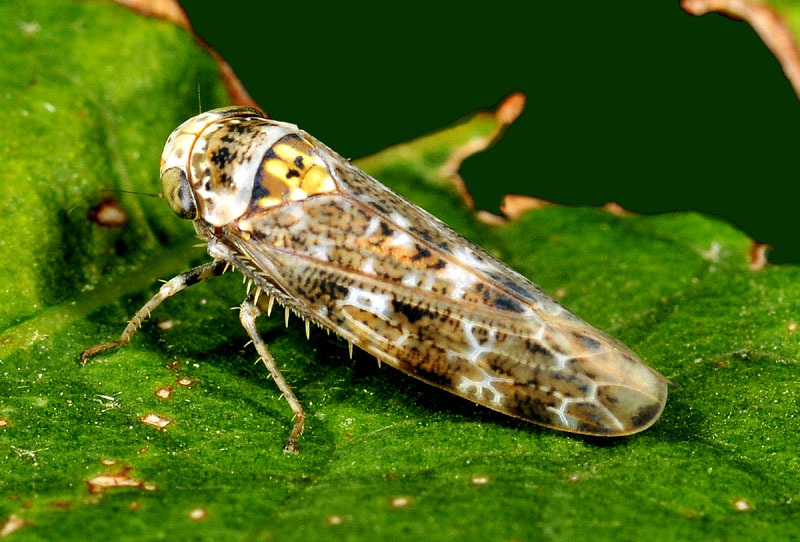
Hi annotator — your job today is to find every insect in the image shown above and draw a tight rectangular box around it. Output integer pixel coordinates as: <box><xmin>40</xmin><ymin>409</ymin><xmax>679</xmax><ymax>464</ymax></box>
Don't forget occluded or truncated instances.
<box><xmin>82</xmin><ymin>106</ymin><xmax>668</xmax><ymax>453</ymax></box>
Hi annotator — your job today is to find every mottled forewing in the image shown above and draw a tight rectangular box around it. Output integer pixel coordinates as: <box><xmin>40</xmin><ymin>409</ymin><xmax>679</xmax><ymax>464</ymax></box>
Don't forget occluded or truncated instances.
<box><xmin>217</xmin><ymin>147</ymin><xmax>667</xmax><ymax>435</ymax></box>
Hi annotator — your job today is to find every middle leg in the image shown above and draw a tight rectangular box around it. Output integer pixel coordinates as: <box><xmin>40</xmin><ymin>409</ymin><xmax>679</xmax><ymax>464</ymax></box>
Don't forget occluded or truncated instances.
<box><xmin>239</xmin><ymin>292</ymin><xmax>306</xmax><ymax>454</ymax></box>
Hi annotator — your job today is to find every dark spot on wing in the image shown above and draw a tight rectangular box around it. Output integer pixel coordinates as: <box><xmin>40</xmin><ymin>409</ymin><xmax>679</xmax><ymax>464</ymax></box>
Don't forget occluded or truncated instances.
<box><xmin>409</xmin><ymin>227</ymin><xmax>433</xmax><ymax>243</ymax></box>
<box><xmin>525</xmin><ymin>340</ymin><xmax>550</xmax><ymax>357</ymax></box>
<box><xmin>391</xmin><ymin>300</ymin><xmax>432</xmax><ymax>324</ymax></box>
<box><xmin>494</xmin><ymin>294</ymin><xmax>525</xmax><ymax>313</ymax></box>
<box><xmin>318</xmin><ymin>280</ymin><xmax>349</xmax><ymax>301</ymax></box>
<box><xmin>630</xmin><ymin>401</ymin><xmax>663</xmax><ymax>429</ymax></box>
<box><xmin>379</xmin><ymin>221</ymin><xmax>394</xmax><ymax>237</ymax></box>
<box><xmin>410</xmin><ymin>244</ymin><xmax>432</xmax><ymax>261</ymax></box>
<box><xmin>498</xmin><ymin>275</ymin><xmax>539</xmax><ymax>301</ymax></box>
<box><xmin>574</xmin><ymin>332</ymin><xmax>602</xmax><ymax>351</ymax></box>
<box><xmin>372</xmin><ymin>202</ymin><xmax>390</xmax><ymax>215</ymax></box>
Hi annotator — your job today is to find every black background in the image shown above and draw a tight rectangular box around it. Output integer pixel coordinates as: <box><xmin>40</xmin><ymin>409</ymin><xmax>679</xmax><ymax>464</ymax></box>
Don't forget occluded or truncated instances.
<box><xmin>181</xmin><ymin>2</ymin><xmax>800</xmax><ymax>263</ymax></box>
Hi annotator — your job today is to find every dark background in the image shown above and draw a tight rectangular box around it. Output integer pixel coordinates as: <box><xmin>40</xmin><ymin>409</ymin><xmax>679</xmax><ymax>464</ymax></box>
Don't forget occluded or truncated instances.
<box><xmin>181</xmin><ymin>2</ymin><xmax>799</xmax><ymax>263</ymax></box>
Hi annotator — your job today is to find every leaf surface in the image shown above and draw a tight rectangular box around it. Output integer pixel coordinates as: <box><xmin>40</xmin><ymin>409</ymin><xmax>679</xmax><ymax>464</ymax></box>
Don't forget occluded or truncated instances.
<box><xmin>1</xmin><ymin>2</ymin><xmax>798</xmax><ymax>541</ymax></box>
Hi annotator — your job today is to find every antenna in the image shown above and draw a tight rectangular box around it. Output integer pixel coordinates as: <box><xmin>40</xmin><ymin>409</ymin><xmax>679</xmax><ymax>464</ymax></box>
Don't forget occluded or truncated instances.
<box><xmin>100</xmin><ymin>188</ymin><xmax>163</xmax><ymax>199</ymax></box>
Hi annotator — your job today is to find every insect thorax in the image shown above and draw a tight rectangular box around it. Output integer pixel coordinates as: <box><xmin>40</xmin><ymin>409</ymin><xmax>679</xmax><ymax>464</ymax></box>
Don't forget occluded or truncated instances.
<box><xmin>185</xmin><ymin>117</ymin><xmax>338</xmax><ymax>227</ymax></box>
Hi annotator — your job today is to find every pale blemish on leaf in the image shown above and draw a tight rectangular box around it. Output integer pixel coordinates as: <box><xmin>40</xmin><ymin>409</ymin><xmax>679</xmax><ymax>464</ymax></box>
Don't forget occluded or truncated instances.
<box><xmin>0</xmin><ymin>514</ymin><xmax>28</xmax><ymax>537</ymax></box>
<box><xmin>157</xmin><ymin>319</ymin><xmax>175</xmax><ymax>330</ymax></box>
<box><xmin>88</xmin><ymin>199</ymin><xmax>128</xmax><ymax>228</ymax></box>
<box><xmin>389</xmin><ymin>496</ymin><xmax>411</xmax><ymax>508</ymax></box>
<box><xmin>176</xmin><ymin>376</ymin><xmax>196</xmax><ymax>387</ymax></box>
<box><xmin>86</xmin><ymin>467</ymin><xmax>156</xmax><ymax>495</ymax></box>
<box><xmin>188</xmin><ymin>508</ymin><xmax>207</xmax><ymax>521</ymax></box>
<box><xmin>155</xmin><ymin>386</ymin><xmax>173</xmax><ymax>400</ymax></box>
<box><xmin>701</xmin><ymin>242</ymin><xmax>722</xmax><ymax>263</ymax></box>
<box><xmin>94</xmin><ymin>393</ymin><xmax>121</xmax><ymax>413</ymax></box>
<box><xmin>469</xmin><ymin>475</ymin><xmax>490</xmax><ymax>485</ymax></box>
<box><xmin>10</xmin><ymin>446</ymin><xmax>39</xmax><ymax>464</ymax></box>
<box><xmin>17</xmin><ymin>20</ymin><xmax>40</xmax><ymax>35</ymax></box>
<box><xmin>138</xmin><ymin>413</ymin><xmax>172</xmax><ymax>429</ymax></box>
<box><xmin>326</xmin><ymin>515</ymin><xmax>344</xmax><ymax>526</ymax></box>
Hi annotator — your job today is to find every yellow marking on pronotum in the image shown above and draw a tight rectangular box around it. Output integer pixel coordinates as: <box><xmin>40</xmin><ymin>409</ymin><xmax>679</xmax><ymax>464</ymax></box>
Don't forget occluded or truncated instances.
<box><xmin>82</xmin><ymin>106</ymin><xmax>668</xmax><ymax>453</ymax></box>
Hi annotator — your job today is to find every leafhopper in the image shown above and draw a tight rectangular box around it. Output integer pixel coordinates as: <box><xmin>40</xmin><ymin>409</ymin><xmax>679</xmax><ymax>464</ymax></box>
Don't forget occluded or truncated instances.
<box><xmin>83</xmin><ymin>107</ymin><xmax>668</xmax><ymax>452</ymax></box>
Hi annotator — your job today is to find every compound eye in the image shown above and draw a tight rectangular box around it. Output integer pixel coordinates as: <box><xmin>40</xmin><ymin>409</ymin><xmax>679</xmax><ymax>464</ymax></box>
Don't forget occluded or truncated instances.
<box><xmin>161</xmin><ymin>167</ymin><xmax>198</xmax><ymax>220</ymax></box>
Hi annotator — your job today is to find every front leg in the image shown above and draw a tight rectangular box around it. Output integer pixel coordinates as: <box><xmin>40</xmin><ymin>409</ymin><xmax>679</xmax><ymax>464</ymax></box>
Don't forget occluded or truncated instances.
<box><xmin>239</xmin><ymin>293</ymin><xmax>306</xmax><ymax>454</ymax></box>
<box><xmin>81</xmin><ymin>260</ymin><xmax>228</xmax><ymax>363</ymax></box>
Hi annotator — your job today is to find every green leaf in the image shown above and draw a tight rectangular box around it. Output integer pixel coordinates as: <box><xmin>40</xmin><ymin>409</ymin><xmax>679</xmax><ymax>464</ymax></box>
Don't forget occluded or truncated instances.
<box><xmin>1</xmin><ymin>1</ymin><xmax>799</xmax><ymax>541</ymax></box>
